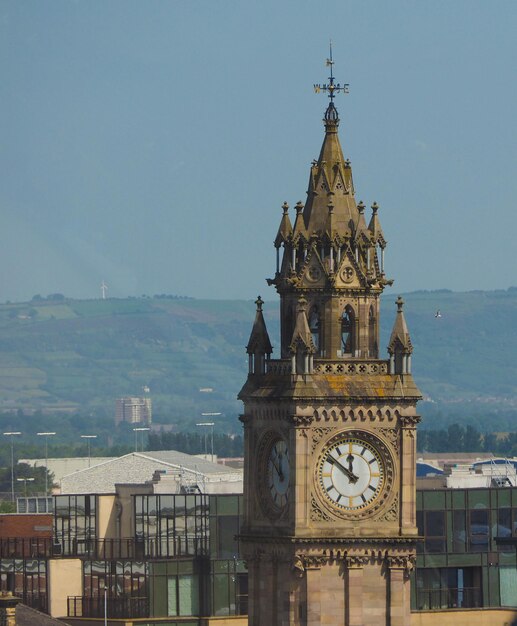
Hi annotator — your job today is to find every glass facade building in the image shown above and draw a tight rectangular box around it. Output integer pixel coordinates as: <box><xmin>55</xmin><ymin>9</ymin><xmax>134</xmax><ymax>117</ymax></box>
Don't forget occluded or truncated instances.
<box><xmin>2</xmin><ymin>487</ymin><xmax>517</xmax><ymax>621</ymax></box>
<box><xmin>413</xmin><ymin>487</ymin><xmax>517</xmax><ymax>611</ymax></box>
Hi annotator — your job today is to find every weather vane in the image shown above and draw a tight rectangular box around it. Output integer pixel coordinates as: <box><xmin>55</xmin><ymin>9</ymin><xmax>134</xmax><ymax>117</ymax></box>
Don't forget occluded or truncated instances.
<box><xmin>313</xmin><ymin>41</ymin><xmax>349</xmax><ymax>101</ymax></box>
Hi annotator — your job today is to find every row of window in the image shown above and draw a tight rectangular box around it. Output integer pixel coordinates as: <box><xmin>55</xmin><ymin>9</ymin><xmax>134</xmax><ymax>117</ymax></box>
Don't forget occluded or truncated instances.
<box><xmin>77</xmin><ymin>558</ymin><xmax>247</xmax><ymax>619</ymax></box>
<box><xmin>53</xmin><ymin>494</ymin><xmax>242</xmax><ymax>561</ymax></box>
<box><xmin>417</xmin><ymin>506</ymin><xmax>517</xmax><ymax>554</ymax></box>
<box><xmin>414</xmin><ymin>565</ymin><xmax>517</xmax><ymax>611</ymax></box>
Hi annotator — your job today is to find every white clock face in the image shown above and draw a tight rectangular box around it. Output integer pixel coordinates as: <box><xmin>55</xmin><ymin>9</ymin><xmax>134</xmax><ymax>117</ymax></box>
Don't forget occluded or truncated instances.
<box><xmin>319</xmin><ymin>436</ymin><xmax>384</xmax><ymax>511</ymax></box>
<box><xmin>267</xmin><ymin>439</ymin><xmax>290</xmax><ymax>509</ymax></box>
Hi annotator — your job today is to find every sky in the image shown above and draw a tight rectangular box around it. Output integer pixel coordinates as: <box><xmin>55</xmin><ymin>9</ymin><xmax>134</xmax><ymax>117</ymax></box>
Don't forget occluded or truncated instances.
<box><xmin>1</xmin><ymin>1</ymin><xmax>516</xmax><ymax>302</ymax></box>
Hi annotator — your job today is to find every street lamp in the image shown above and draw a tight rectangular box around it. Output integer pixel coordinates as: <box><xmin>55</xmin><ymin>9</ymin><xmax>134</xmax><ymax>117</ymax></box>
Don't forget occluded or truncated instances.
<box><xmin>37</xmin><ymin>432</ymin><xmax>56</xmax><ymax>495</ymax></box>
<box><xmin>196</xmin><ymin>422</ymin><xmax>215</xmax><ymax>462</ymax></box>
<box><xmin>3</xmin><ymin>432</ymin><xmax>21</xmax><ymax>502</ymax></box>
<box><xmin>132</xmin><ymin>427</ymin><xmax>150</xmax><ymax>452</ymax></box>
<box><xmin>200</xmin><ymin>413</ymin><xmax>221</xmax><ymax>463</ymax></box>
<box><xmin>80</xmin><ymin>435</ymin><xmax>97</xmax><ymax>467</ymax></box>
<box><xmin>16</xmin><ymin>477</ymin><xmax>34</xmax><ymax>498</ymax></box>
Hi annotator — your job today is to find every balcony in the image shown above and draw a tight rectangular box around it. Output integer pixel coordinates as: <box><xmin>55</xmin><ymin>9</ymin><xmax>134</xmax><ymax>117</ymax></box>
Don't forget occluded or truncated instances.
<box><xmin>415</xmin><ymin>586</ymin><xmax>482</xmax><ymax>610</ymax></box>
<box><xmin>10</xmin><ymin>536</ymin><xmax>209</xmax><ymax>559</ymax></box>
<box><xmin>0</xmin><ymin>537</ymin><xmax>52</xmax><ymax>559</ymax></box>
<box><xmin>67</xmin><ymin>595</ymin><xmax>149</xmax><ymax>619</ymax></box>
<box><xmin>53</xmin><ymin>538</ymin><xmax>137</xmax><ymax>559</ymax></box>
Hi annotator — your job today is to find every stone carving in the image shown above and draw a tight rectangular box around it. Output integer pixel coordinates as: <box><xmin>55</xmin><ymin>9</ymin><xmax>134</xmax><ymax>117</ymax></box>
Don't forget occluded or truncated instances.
<box><xmin>292</xmin><ymin>553</ymin><xmax>328</xmax><ymax>575</ymax></box>
<box><xmin>378</xmin><ymin>495</ymin><xmax>398</xmax><ymax>522</ymax></box>
<box><xmin>292</xmin><ymin>555</ymin><xmax>305</xmax><ymax>576</ymax></box>
<box><xmin>385</xmin><ymin>554</ymin><xmax>416</xmax><ymax>574</ymax></box>
<box><xmin>399</xmin><ymin>415</ymin><xmax>421</xmax><ymax>428</ymax></box>
<box><xmin>305</xmin><ymin>555</ymin><xmax>328</xmax><ymax>568</ymax></box>
<box><xmin>311</xmin><ymin>497</ymin><xmax>332</xmax><ymax>522</ymax></box>
<box><xmin>311</xmin><ymin>427</ymin><xmax>333</xmax><ymax>451</ymax></box>
<box><xmin>293</xmin><ymin>414</ymin><xmax>314</xmax><ymax>427</ymax></box>
<box><xmin>345</xmin><ymin>555</ymin><xmax>370</xmax><ymax>568</ymax></box>
<box><xmin>378</xmin><ymin>427</ymin><xmax>399</xmax><ymax>453</ymax></box>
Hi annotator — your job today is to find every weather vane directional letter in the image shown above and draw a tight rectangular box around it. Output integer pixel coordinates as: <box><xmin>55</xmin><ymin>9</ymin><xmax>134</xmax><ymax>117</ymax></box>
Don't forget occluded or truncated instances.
<box><xmin>313</xmin><ymin>41</ymin><xmax>349</xmax><ymax>101</ymax></box>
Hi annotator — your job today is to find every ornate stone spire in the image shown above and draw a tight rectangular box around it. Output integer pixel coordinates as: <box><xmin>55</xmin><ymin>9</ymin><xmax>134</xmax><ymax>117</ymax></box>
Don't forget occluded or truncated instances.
<box><xmin>292</xmin><ymin>201</ymin><xmax>308</xmax><ymax>245</ymax></box>
<box><xmin>289</xmin><ymin>297</ymin><xmax>315</xmax><ymax>355</ymax></box>
<box><xmin>274</xmin><ymin>202</ymin><xmax>293</xmax><ymax>248</ymax></box>
<box><xmin>245</xmin><ymin>296</ymin><xmax>273</xmax><ymax>375</ymax></box>
<box><xmin>388</xmin><ymin>296</ymin><xmax>414</xmax><ymax>375</ymax></box>
<box><xmin>368</xmin><ymin>201</ymin><xmax>386</xmax><ymax>247</ymax></box>
<box><xmin>388</xmin><ymin>296</ymin><xmax>413</xmax><ymax>355</ymax></box>
<box><xmin>246</xmin><ymin>296</ymin><xmax>273</xmax><ymax>356</ymax></box>
<box><xmin>302</xmin><ymin>106</ymin><xmax>357</xmax><ymax>240</ymax></box>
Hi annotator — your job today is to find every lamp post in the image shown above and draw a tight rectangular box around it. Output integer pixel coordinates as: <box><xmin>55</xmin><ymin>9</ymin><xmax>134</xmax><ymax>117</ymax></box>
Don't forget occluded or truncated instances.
<box><xmin>80</xmin><ymin>435</ymin><xmax>97</xmax><ymax>467</ymax></box>
<box><xmin>132</xmin><ymin>427</ymin><xmax>150</xmax><ymax>452</ymax></box>
<box><xmin>196</xmin><ymin>422</ymin><xmax>215</xmax><ymax>462</ymax></box>
<box><xmin>37</xmin><ymin>432</ymin><xmax>56</xmax><ymax>495</ymax></box>
<box><xmin>16</xmin><ymin>477</ymin><xmax>34</xmax><ymax>498</ymax></box>
<box><xmin>200</xmin><ymin>412</ymin><xmax>220</xmax><ymax>463</ymax></box>
<box><xmin>3</xmin><ymin>432</ymin><xmax>21</xmax><ymax>502</ymax></box>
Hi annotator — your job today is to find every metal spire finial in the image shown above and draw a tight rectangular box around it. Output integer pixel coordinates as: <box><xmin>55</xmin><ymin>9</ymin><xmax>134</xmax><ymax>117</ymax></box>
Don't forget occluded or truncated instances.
<box><xmin>313</xmin><ymin>41</ymin><xmax>349</xmax><ymax>102</ymax></box>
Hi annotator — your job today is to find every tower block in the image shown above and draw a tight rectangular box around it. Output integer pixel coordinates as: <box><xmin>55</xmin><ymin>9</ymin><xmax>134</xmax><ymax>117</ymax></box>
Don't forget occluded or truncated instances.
<box><xmin>239</xmin><ymin>58</ymin><xmax>421</xmax><ymax>626</ymax></box>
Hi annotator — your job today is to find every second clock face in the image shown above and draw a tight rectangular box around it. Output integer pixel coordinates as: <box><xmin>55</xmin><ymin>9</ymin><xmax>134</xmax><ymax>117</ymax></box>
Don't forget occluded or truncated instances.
<box><xmin>318</xmin><ymin>435</ymin><xmax>384</xmax><ymax>511</ymax></box>
<box><xmin>267</xmin><ymin>439</ymin><xmax>290</xmax><ymax>510</ymax></box>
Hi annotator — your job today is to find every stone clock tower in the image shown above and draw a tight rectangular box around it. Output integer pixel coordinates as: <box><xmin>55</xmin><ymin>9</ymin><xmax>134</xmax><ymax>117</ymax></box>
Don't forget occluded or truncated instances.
<box><xmin>239</xmin><ymin>58</ymin><xmax>421</xmax><ymax>626</ymax></box>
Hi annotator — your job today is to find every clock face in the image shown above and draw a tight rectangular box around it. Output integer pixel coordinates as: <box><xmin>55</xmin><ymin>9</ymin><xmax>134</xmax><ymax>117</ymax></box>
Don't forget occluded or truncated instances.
<box><xmin>267</xmin><ymin>439</ymin><xmax>290</xmax><ymax>510</ymax></box>
<box><xmin>318</xmin><ymin>435</ymin><xmax>384</xmax><ymax>511</ymax></box>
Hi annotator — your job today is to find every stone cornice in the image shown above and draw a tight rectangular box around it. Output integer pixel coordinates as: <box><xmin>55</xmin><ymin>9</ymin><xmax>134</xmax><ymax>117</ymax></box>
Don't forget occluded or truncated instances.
<box><xmin>238</xmin><ymin>534</ymin><xmax>417</xmax><ymax>547</ymax></box>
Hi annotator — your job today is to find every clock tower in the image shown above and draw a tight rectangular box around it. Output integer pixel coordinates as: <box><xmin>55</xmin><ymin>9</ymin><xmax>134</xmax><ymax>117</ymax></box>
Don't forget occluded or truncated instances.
<box><xmin>239</xmin><ymin>56</ymin><xmax>421</xmax><ymax>626</ymax></box>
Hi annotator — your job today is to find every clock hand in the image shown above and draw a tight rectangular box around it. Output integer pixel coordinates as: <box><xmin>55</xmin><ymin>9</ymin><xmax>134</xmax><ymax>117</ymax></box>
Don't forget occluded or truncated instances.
<box><xmin>271</xmin><ymin>456</ymin><xmax>284</xmax><ymax>482</ymax></box>
<box><xmin>330</xmin><ymin>456</ymin><xmax>359</xmax><ymax>483</ymax></box>
<box><xmin>347</xmin><ymin>453</ymin><xmax>354</xmax><ymax>474</ymax></box>
<box><xmin>278</xmin><ymin>453</ymin><xmax>285</xmax><ymax>481</ymax></box>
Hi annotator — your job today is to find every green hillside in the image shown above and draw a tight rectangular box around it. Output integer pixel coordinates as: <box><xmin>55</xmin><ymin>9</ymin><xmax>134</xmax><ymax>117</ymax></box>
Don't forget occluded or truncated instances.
<box><xmin>1</xmin><ymin>289</ymin><xmax>517</xmax><ymax>433</ymax></box>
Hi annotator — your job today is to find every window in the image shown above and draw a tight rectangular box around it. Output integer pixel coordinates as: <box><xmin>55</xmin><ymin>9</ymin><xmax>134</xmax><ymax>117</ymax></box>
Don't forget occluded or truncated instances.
<box><xmin>415</xmin><ymin>567</ymin><xmax>482</xmax><ymax>610</ymax></box>
<box><xmin>209</xmin><ymin>495</ymin><xmax>241</xmax><ymax>559</ymax></box>
<box><xmin>341</xmin><ymin>306</ymin><xmax>354</xmax><ymax>356</ymax></box>
<box><xmin>309</xmin><ymin>308</ymin><xmax>320</xmax><ymax>353</ymax></box>
<box><xmin>500</xmin><ymin>566</ymin><xmax>517</xmax><ymax>607</ymax></box>
<box><xmin>168</xmin><ymin>574</ymin><xmax>199</xmax><ymax>617</ymax></box>
<box><xmin>134</xmin><ymin>494</ymin><xmax>209</xmax><ymax>558</ymax></box>
<box><xmin>469</xmin><ymin>509</ymin><xmax>489</xmax><ymax>552</ymax></box>
<box><xmin>417</xmin><ymin>509</ymin><xmax>446</xmax><ymax>553</ymax></box>
<box><xmin>0</xmin><ymin>559</ymin><xmax>47</xmax><ymax>613</ymax></box>
<box><xmin>368</xmin><ymin>305</ymin><xmax>376</xmax><ymax>357</ymax></box>
<box><xmin>452</xmin><ymin>510</ymin><xmax>467</xmax><ymax>552</ymax></box>
<box><xmin>80</xmin><ymin>561</ymin><xmax>148</xmax><ymax>619</ymax></box>
<box><xmin>497</xmin><ymin>507</ymin><xmax>512</xmax><ymax>541</ymax></box>
<box><xmin>54</xmin><ymin>495</ymin><xmax>96</xmax><ymax>557</ymax></box>
<box><xmin>209</xmin><ymin>560</ymin><xmax>247</xmax><ymax>617</ymax></box>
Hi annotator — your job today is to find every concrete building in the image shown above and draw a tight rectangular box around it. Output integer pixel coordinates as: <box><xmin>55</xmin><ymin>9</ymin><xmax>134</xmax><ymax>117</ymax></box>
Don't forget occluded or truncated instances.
<box><xmin>115</xmin><ymin>396</ymin><xmax>152</xmax><ymax>425</ymax></box>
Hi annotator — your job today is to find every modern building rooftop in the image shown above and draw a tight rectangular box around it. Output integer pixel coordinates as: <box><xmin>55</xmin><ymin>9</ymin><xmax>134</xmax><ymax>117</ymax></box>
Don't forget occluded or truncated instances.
<box><xmin>59</xmin><ymin>450</ymin><xmax>243</xmax><ymax>494</ymax></box>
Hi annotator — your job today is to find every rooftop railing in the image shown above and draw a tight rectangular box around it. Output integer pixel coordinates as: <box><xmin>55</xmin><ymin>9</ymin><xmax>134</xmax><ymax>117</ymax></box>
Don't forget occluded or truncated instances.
<box><xmin>266</xmin><ymin>358</ymin><xmax>390</xmax><ymax>376</ymax></box>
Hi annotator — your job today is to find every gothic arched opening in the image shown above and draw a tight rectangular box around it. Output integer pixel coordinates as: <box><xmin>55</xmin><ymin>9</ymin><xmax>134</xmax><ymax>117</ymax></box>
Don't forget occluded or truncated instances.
<box><xmin>369</xmin><ymin>305</ymin><xmax>377</xmax><ymax>357</ymax></box>
<box><xmin>309</xmin><ymin>307</ymin><xmax>320</xmax><ymax>354</ymax></box>
<box><xmin>341</xmin><ymin>305</ymin><xmax>355</xmax><ymax>357</ymax></box>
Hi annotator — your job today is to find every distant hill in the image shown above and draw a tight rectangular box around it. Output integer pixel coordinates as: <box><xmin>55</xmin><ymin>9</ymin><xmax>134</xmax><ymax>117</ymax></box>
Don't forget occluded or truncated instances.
<box><xmin>1</xmin><ymin>289</ymin><xmax>517</xmax><ymax>432</ymax></box>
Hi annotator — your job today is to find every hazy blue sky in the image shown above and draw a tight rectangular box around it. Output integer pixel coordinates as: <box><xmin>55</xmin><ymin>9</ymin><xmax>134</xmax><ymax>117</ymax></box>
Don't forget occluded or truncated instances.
<box><xmin>1</xmin><ymin>1</ymin><xmax>516</xmax><ymax>302</ymax></box>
